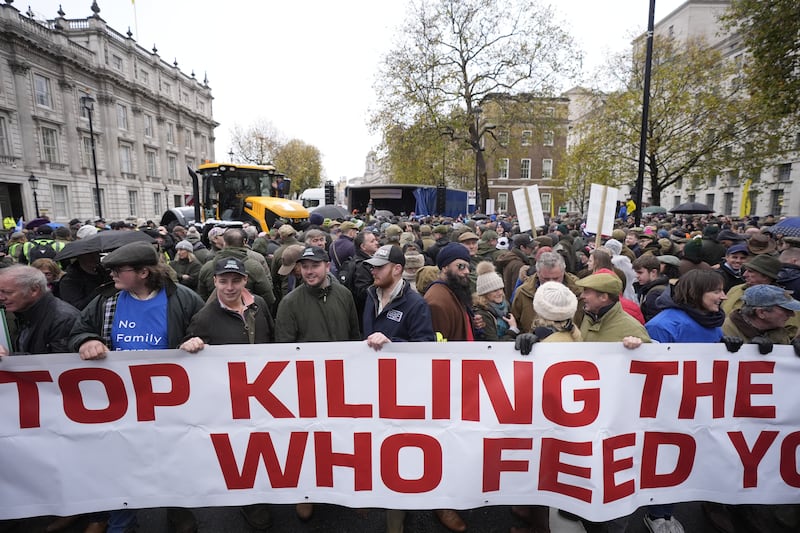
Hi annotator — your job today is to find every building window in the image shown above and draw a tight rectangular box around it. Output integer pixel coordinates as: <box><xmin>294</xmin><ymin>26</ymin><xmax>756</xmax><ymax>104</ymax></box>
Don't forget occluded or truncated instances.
<box><xmin>144</xmin><ymin>115</ymin><xmax>154</xmax><ymax>137</ymax></box>
<box><xmin>497</xmin><ymin>130</ymin><xmax>510</xmax><ymax>146</ymax></box>
<box><xmin>200</xmin><ymin>134</ymin><xmax>209</xmax><ymax>155</ymax></box>
<box><xmin>162</xmin><ymin>81</ymin><xmax>171</xmax><ymax>96</ymax></box>
<box><xmin>543</xmin><ymin>107</ymin><xmax>555</xmax><ymax>117</ymax></box>
<box><xmin>498</xmin><ymin>158</ymin><xmax>509</xmax><ymax>179</ymax></box>
<box><xmin>167</xmin><ymin>123</ymin><xmax>175</xmax><ymax>144</ymax></box>
<box><xmin>153</xmin><ymin>191</ymin><xmax>162</xmax><ymax>213</ymax></box>
<box><xmin>119</xmin><ymin>144</ymin><xmax>133</xmax><ymax>174</ymax></box>
<box><xmin>497</xmin><ymin>192</ymin><xmax>508</xmax><ymax>213</ymax></box>
<box><xmin>747</xmin><ymin>190</ymin><xmax>758</xmax><ymax>215</ymax></box>
<box><xmin>726</xmin><ymin>169</ymin><xmax>738</xmax><ymax>183</ymax></box>
<box><xmin>541</xmin><ymin>193</ymin><xmax>552</xmax><ymax>213</ymax></box>
<box><xmin>520</xmin><ymin>159</ymin><xmax>531</xmax><ymax>179</ymax></box>
<box><xmin>0</xmin><ymin>117</ymin><xmax>9</xmax><ymax>156</ymax></box>
<box><xmin>521</xmin><ymin>130</ymin><xmax>532</xmax><ymax>146</ymax></box>
<box><xmin>709</xmin><ymin>175</ymin><xmax>717</xmax><ymax>187</ymax></box>
<box><xmin>705</xmin><ymin>194</ymin><xmax>715</xmax><ymax>210</ymax></box>
<box><xmin>770</xmin><ymin>189</ymin><xmax>783</xmax><ymax>216</ymax></box>
<box><xmin>173</xmin><ymin>194</ymin><xmax>183</xmax><ymax>207</ymax></box>
<box><xmin>168</xmin><ymin>155</ymin><xmax>177</xmax><ymax>179</ymax></box>
<box><xmin>128</xmin><ymin>190</ymin><xmax>139</xmax><ymax>216</ymax></box>
<box><xmin>676</xmin><ymin>177</ymin><xmax>683</xmax><ymax>189</ymax></box>
<box><xmin>92</xmin><ymin>188</ymin><xmax>105</xmax><ymax>216</ymax></box>
<box><xmin>185</xmin><ymin>129</ymin><xmax>193</xmax><ymax>150</ymax></box>
<box><xmin>41</xmin><ymin>127</ymin><xmax>59</xmax><ymax>163</ymax></box>
<box><xmin>185</xmin><ymin>157</ymin><xmax>195</xmax><ymax>171</ymax></box>
<box><xmin>139</xmin><ymin>69</ymin><xmax>150</xmax><ymax>86</ymax></box>
<box><xmin>51</xmin><ymin>184</ymin><xmax>69</xmax><ymax>219</ymax></box>
<box><xmin>181</xmin><ymin>91</ymin><xmax>190</xmax><ymax>104</ymax></box>
<box><xmin>117</xmin><ymin>104</ymin><xmax>128</xmax><ymax>130</ymax></box>
<box><xmin>146</xmin><ymin>150</ymin><xmax>157</xmax><ymax>177</ymax></box>
<box><xmin>81</xmin><ymin>135</ymin><xmax>93</xmax><ymax>167</ymax></box>
<box><xmin>723</xmin><ymin>192</ymin><xmax>734</xmax><ymax>216</ymax></box>
<box><xmin>112</xmin><ymin>55</ymin><xmax>123</xmax><ymax>71</ymax></box>
<box><xmin>78</xmin><ymin>90</ymin><xmax>91</xmax><ymax>119</ymax></box>
<box><xmin>543</xmin><ymin>131</ymin><xmax>554</xmax><ymax>146</ymax></box>
<box><xmin>33</xmin><ymin>74</ymin><xmax>52</xmax><ymax>108</ymax></box>
<box><xmin>673</xmin><ymin>195</ymin><xmax>682</xmax><ymax>208</ymax></box>
<box><xmin>778</xmin><ymin>163</ymin><xmax>792</xmax><ymax>181</ymax></box>
<box><xmin>542</xmin><ymin>159</ymin><xmax>553</xmax><ymax>179</ymax></box>
<box><xmin>688</xmin><ymin>194</ymin><xmax>696</xmax><ymax>202</ymax></box>
<box><xmin>197</xmin><ymin>99</ymin><xmax>205</xmax><ymax>114</ymax></box>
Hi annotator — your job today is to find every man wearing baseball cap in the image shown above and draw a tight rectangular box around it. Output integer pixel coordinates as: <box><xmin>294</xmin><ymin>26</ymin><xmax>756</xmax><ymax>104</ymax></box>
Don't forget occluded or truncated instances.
<box><xmin>362</xmin><ymin>245</ymin><xmax>435</xmax><ymax>533</ymax></box>
<box><xmin>274</xmin><ymin>245</ymin><xmax>359</xmax><ymax>521</ymax></box>
<box><xmin>717</xmin><ymin>243</ymin><xmax>750</xmax><ymax>292</ymax></box>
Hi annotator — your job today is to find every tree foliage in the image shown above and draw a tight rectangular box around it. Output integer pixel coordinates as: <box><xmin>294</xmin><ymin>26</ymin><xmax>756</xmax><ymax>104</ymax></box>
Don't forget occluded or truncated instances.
<box><xmin>721</xmin><ymin>0</ymin><xmax>800</xmax><ymax>120</ymax></box>
<box><xmin>562</xmin><ymin>36</ymin><xmax>785</xmax><ymax>207</ymax></box>
<box><xmin>230</xmin><ymin>121</ymin><xmax>322</xmax><ymax>196</ymax></box>
<box><xmin>272</xmin><ymin>139</ymin><xmax>323</xmax><ymax>195</ymax></box>
<box><xmin>373</xmin><ymin>0</ymin><xmax>581</xmax><ymax>203</ymax></box>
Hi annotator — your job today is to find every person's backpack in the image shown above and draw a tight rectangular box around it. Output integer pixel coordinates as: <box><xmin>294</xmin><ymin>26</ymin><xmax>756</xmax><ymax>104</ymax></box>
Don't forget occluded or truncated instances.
<box><xmin>337</xmin><ymin>257</ymin><xmax>362</xmax><ymax>292</ymax></box>
<box><xmin>27</xmin><ymin>239</ymin><xmax>58</xmax><ymax>262</ymax></box>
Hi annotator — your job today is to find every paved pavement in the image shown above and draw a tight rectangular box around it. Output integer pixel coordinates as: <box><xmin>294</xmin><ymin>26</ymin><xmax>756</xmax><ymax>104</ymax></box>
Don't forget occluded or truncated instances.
<box><xmin>1</xmin><ymin>501</ymin><xmax>762</xmax><ymax>532</ymax></box>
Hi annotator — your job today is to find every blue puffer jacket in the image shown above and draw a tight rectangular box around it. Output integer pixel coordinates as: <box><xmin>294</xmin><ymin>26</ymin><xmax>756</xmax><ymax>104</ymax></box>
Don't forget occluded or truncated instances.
<box><xmin>363</xmin><ymin>280</ymin><xmax>435</xmax><ymax>342</ymax></box>
<box><xmin>645</xmin><ymin>289</ymin><xmax>723</xmax><ymax>343</ymax></box>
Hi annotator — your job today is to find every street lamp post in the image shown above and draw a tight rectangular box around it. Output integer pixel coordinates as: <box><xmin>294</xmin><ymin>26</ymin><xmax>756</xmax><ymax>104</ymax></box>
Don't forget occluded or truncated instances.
<box><xmin>80</xmin><ymin>95</ymin><xmax>103</xmax><ymax>219</ymax></box>
<box><xmin>28</xmin><ymin>173</ymin><xmax>40</xmax><ymax>218</ymax></box>
<box><xmin>472</xmin><ymin>107</ymin><xmax>487</xmax><ymax>214</ymax></box>
<box><xmin>164</xmin><ymin>185</ymin><xmax>170</xmax><ymax>211</ymax></box>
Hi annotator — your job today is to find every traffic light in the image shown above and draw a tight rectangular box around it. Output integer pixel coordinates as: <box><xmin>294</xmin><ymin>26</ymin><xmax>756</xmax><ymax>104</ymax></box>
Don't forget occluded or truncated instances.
<box><xmin>324</xmin><ymin>181</ymin><xmax>335</xmax><ymax>205</ymax></box>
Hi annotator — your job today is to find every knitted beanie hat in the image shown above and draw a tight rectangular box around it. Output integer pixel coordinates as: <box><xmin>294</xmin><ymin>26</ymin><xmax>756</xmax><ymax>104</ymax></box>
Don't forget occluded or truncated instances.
<box><xmin>475</xmin><ymin>261</ymin><xmax>504</xmax><ymax>296</ymax></box>
<box><xmin>533</xmin><ymin>281</ymin><xmax>578</xmax><ymax>322</ymax></box>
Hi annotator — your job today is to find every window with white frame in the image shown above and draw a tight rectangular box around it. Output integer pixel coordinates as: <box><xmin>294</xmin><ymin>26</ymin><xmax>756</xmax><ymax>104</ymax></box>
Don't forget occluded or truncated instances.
<box><xmin>117</xmin><ymin>104</ymin><xmax>128</xmax><ymax>130</ymax></box>
<box><xmin>51</xmin><ymin>184</ymin><xmax>69</xmax><ymax>219</ymax></box>
<box><xmin>81</xmin><ymin>135</ymin><xmax>93</xmax><ymax>167</ymax></box>
<box><xmin>128</xmin><ymin>190</ymin><xmax>139</xmax><ymax>216</ymax></box>
<box><xmin>119</xmin><ymin>144</ymin><xmax>133</xmax><ymax>173</ymax></box>
<box><xmin>167</xmin><ymin>123</ymin><xmax>175</xmax><ymax>144</ymax></box>
<box><xmin>139</xmin><ymin>69</ymin><xmax>150</xmax><ymax>86</ymax></box>
<box><xmin>201</xmin><ymin>134</ymin><xmax>208</xmax><ymax>155</ymax></box>
<box><xmin>0</xmin><ymin>117</ymin><xmax>9</xmax><ymax>156</ymax></box>
<box><xmin>34</xmin><ymin>74</ymin><xmax>52</xmax><ymax>108</ymax></box>
<box><xmin>144</xmin><ymin>114</ymin><xmax>154</xmax><ymax>137</ymax></box>
<box><xmin>543</xmin><ymin>131</ymin><xmax>554</xmax><ymax>146</ymax></box>
<box><xmin>168</xmin><ymin>155</ymin><xmax>177</xmax><ymax>179</ymax></box>
<box><xmin>146</xmin><ymin>150</ymin><xmax>157</xmax><ymax>177</ymax></box>
<box><xmin>521</xmin><ymin>130</ymin><xmax>532</xmax><ymax>146</ymax></box>
<box><xmin>153</xmin><ymin>191</ymin><xmax>162</xmax><ymax>213</ymax></box>
<box><xmin>41</xmin><ymin>127</ymin><xmax>59</xmax><ymax>162</ymax></box>
<box><xmin>185</xmin><ymin>129</ymin><xmax>193</xmax><ymax>150</ymax></box>
<box><xmin>543</xmin><ymin>107</ymin><xmax>555</xmax><ymax>117</ymax></box>
<box><xmin>541</xmin><ymin>193</ymin><xmax>552</xmax><ymax>213</ymax></box>
<box><xmin>497</xmin><ymin>130</ymin><xmax>510</xmax><ymax>146</ymax></box>
<box><xmin>498</xmin><ymin>158</ymin><xmax>509</xmax><ymax>179</ymax></box>
<box><xmin>497</xmin><ymin>192</ymin><xmax>508</xmax><ymax>213</ymax></box>
<box><xmin>520</xmin><ymin>159</ymin><xmax>531</xmax><ymax>179</ymax></box>
<box><xmin>542</xmin><ymin>159</ymin><xmax>553</xmax><ymax>179</ymax></box>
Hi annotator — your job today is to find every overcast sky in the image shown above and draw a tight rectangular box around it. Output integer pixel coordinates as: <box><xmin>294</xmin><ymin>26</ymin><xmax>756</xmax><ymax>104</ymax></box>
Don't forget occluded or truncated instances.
<box><xmin>29</xmin><ymin>0</ymin><xmax>685</xmax><ymax>182</ymax></box>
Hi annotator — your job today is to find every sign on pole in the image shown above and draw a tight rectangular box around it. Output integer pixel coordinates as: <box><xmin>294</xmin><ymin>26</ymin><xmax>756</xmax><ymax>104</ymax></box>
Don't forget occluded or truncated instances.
<box><xmin>512</xmin><ymin>185</ymin><xmax>545</xmax><ymax>233</ymax></box>
<box><xmin>585</xmin><ymin>183</ymin><xmax>618</xmax><ymax>247</ymax></box>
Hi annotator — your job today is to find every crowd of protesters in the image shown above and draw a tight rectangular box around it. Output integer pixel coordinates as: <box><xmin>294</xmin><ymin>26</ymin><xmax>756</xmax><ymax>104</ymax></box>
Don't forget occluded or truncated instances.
<box><xmin>1</xmin><ymin>207</ymin><xmax>800</xmax><ymax>533</ymax></box>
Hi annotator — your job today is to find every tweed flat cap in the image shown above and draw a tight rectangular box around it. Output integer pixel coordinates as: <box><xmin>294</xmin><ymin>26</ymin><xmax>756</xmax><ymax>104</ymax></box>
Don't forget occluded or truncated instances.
<box><xmin>102</xmin><ymin>241</ymin><xmax>159</xmax><ymax>268</ymax></box>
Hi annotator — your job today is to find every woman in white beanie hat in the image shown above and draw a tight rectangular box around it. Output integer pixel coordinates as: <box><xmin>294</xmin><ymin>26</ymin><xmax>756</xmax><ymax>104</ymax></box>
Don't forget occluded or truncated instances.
<box><xmin>512</xmin><ymin>280</ymin><xmax>580</xmax><ymax>533</ymax></box>
<box><xmin>472</xmin><ymin>261</ymin><xmax>519</xmax><ymax>340</ymax></box>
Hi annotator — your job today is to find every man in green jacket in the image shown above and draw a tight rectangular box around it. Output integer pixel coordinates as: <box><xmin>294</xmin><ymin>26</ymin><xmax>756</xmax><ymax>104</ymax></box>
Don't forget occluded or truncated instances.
<box><xmin>575</xmin><ymin>271</ymin><xmax>651</xmax><ymax>343</ymax></box>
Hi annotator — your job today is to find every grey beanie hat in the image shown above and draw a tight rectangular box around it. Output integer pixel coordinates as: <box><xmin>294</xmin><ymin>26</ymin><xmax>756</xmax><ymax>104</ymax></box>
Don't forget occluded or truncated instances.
<box><xmin>175</xmin><ymin>240</ymin><xmax>193</xmax><ymax>252</ymax></box>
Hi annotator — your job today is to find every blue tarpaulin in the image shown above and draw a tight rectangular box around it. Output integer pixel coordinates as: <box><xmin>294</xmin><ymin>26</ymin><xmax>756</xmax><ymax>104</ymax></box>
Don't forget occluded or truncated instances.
<box><xmin>412</xmin><ymin>187</ymin><xmax>467</xmax><ymax>218</ymax></box>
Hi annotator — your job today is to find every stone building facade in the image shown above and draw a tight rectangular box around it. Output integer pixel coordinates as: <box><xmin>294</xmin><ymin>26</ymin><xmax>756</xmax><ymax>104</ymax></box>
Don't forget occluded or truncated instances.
<box><xmin>0</xmin><ymin>1</ymin><xmax>216</xmax><ymax>223</ymax></box>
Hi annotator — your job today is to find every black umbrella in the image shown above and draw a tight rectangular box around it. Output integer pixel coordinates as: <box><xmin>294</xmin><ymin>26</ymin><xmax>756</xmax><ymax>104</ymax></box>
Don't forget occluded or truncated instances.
<box><xmin>669</xmin><ymin>202</ymin><xmax>714</xmax><ymax>215</ymax></box>
<box><xmin>471</xmin><ymin>214</ymin><xmax>490</xmax><ymax>220</ymax></box>
<box><xmin>54</xmin><ymin>230</ymin><xmax>155</xmax><ymax>261</ymax></box>
<box><xmin>311</xmin><ymin>205</ymin><xmax>349</xmax><ymax>220</ymax></box>
<box><xmin>25</xmin><ymin>217</ymin><xmax>51</xmax><ymax>230</ymax></box>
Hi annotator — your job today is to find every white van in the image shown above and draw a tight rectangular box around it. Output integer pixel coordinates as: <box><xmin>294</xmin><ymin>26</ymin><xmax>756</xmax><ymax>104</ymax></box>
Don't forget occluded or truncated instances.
<box><xmin>299</xmin><ymin>188</ymin><xmax>325</xmax><ymax>209</ymax></box>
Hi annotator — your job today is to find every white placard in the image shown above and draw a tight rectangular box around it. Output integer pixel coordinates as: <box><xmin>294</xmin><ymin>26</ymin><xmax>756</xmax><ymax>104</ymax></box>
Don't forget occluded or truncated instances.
<box><xmin>485</xmin><ymin>199</ymin><xmax>495</xmax><ymax>215</ymax></box>
<box><xmin>585</xmin><ymin>183</ymin><xmax>619</xmax><ymax>237</ymax></box>
<box><xmin>512</xmin><ymin>185</ymin><xmax>545</xmax><ymax>233</ymax></box>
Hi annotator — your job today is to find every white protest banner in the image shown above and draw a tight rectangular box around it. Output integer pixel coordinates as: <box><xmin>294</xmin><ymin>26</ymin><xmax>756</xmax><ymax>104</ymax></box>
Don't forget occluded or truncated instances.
<box><xmin>585</xmin><ymin>183</ymin><xmax>618</xmax><ymax>242</ymax></box>
<box><xmin>1</xmin><ymin>342</ymin><xmax>799</xmax><ymax>522</ymax></box>
<box><xmin>512</xmin><ymin>185</ymin><xmax>545</xmax><ymax>233</ymax></box>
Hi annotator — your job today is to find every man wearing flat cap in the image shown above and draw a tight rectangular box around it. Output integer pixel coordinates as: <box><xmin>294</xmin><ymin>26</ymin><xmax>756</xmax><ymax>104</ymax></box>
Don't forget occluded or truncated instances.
<box><xmin>723</xmin><ymin>285</ymin><xmax>800</xmax><ymax>348</ymax></box>
<box><xmin>67</xmin><ymin>240</ymin><xmax>204</xmax><ymax>533</ymax></box>
<box><xmin>575</xmin><ymin>271</ymin><xmax>651</xmax><ymax>343</ymax></box>
<box><xmin>722</xmin><ymin>254</ymin><xmax>783</xmax><ymax>316</ymax></box>
<box><xmin>329</xmin><ymin>221</ymin><xmax>358</xmax><ymax>273</ymax></box>
<box><xmin>425</xmin><ymin>224</ymin><xmax>451</xmax><ymax>264</ymax></box>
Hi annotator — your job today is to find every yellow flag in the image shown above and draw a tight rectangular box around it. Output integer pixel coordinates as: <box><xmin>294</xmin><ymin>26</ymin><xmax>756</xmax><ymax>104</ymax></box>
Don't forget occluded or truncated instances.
<box><xmin>740</xmin><ymin>179</ymin><xmax>751</xmax><ymax>217</ymax></box>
